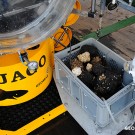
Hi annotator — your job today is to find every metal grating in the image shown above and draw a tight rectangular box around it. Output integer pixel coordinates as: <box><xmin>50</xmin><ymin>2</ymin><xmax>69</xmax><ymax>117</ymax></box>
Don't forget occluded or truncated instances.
<box><xmin>0</xmin><ymin>79</ymin><xmax>62</xmax><ymax>131</ymax></box>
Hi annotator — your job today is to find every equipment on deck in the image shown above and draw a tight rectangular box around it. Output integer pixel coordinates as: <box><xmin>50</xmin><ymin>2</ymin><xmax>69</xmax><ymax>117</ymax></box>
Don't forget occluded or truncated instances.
<box><xmin>0</xmin><ymin>0</ymin><xmax>135</xmax><ymax>135</ymax></box>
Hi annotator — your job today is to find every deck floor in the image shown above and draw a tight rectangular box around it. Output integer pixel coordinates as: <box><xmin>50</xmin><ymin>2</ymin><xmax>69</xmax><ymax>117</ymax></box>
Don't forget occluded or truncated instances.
<box><xmin>71</xmin><ymin>0</ymin><xmax>135</xmax><ymax>60</ymax></box>
<box><xmin>29</xmin><ymin>111</ymin><xmax>135</xmax><ymax>135</ymax></box>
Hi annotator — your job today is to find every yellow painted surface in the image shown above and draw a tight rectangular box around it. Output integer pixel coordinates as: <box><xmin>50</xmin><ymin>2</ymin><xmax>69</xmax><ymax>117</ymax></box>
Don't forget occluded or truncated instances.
<box><xmin>53</xmin><ymin>27</ymin><xmax>72</xmax><ymax>51</ymax></box>
<box><xmin>0</xmin><ymin>104</ymin><xmax>67</xmax><ymax>135</ymax></box>
<box><xmin>64</xmin><ymin>0</ymin><xmax>81</xmax><ymax>26</ymax></box>
<box><xmin>0</xmin><ymin>38</ymin><xmax>54</xmax><ymax>106</ymax></box>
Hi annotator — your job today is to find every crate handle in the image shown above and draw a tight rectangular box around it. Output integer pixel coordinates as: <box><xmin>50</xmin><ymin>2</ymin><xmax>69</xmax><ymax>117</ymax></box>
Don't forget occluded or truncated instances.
<box><xmin>67</xmin><ymin>46</ymin><xmax>80</xmax><ymax>54</ymax></box>
<box><xmin>102</xmin><ymin>98</ymin><xmax>117</xmax><ymax>125</ymax></box>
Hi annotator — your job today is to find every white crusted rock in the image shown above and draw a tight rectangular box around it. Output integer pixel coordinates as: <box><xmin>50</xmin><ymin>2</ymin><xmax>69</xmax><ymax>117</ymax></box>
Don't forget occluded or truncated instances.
<box><xmin>72</xmin><ymin>67</ymin><xmax>82</xmax><ymax>76</ymax></box>
<box><xmin>77</xmin><ymin>52</ymin><xmax>90</xmax><ymax>63</ymax></box>
<box><xmin>86</xmin><ymin>63</ymin><xmax>93</xmax><ymax>72</ymax></box>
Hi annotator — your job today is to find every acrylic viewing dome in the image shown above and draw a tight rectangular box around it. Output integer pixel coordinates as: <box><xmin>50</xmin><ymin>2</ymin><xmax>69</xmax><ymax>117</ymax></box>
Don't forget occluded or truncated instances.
<box><xmin>0</xmin><ymin>0</ymin><xmax>75</xmax><ymax>53</ymax></box>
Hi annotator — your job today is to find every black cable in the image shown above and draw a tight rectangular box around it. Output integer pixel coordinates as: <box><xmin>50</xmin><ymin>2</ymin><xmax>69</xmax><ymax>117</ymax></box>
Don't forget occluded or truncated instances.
<box><xmin>62</xmin><ymin>26</ymin><xmax>72</xmax><ymax>65</ymax></box>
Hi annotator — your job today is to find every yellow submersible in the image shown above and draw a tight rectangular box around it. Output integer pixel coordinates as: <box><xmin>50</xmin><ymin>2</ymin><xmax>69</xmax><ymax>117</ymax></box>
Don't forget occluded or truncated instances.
<box><xmin>0</xmin><ymin>0</ymin><xmax>76</xmax><ymax>106</ymax></box>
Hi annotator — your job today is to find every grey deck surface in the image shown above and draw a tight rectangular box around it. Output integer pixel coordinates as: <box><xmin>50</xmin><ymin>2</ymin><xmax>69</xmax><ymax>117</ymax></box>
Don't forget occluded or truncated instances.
<box><xmin>71</xmin><ymin>0</ymin><xmax>135</xmax><ymax>60</ymax></box>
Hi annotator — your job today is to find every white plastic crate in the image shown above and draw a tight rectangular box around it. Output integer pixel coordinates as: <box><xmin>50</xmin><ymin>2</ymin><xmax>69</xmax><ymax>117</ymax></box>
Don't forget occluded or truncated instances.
<box><xmin>54</xmin><ymin>38</ymin><xmax>135</xmax><ymax>127</ymax></box>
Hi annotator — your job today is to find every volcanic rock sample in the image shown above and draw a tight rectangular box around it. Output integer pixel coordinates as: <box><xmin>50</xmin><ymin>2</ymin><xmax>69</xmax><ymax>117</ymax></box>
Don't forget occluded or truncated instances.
<box><xmin>78</xmin><ymin>70</ymin><xmax>95</xmax><ymax>89</ymax></box>
<box><xmin>94</xmin><ymin>71</ymin><xmax>122</xmax><ymax>99</ymax></box>
<box><xmin>79</xmin><ymin>45</ymin><xmax>99</xmax><ymax>57</ymax></box>
<box><xmin>86</xmin><ymin>63</ymin><xmax>93</xmax><ymax>72</ymax></box>
<box><xmin>71</xmin><ymin>58</ymin><xmax>83</xmax><ymax>76</ymax></box>
<box><xmin>77</xmin><ymin>52</ymin><xmax>90</xmax><ymax>63</ymax></box>
<box><xmin>92</xmin><ymin>63</ymin><xmax>106</xmax><ymax>76</ymax></box>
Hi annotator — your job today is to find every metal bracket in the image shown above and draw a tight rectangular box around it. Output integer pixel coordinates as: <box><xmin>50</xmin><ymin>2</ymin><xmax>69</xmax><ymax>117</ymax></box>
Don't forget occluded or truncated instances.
<box><xmin>89</xmin><ymin>0</ymin><xmax>97</xmax><ymax>18</ymax></box>
<box><xmin>18</xmin><ymin>51</ymin><xmax>38</xmax><ymax>71</ymax></box>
